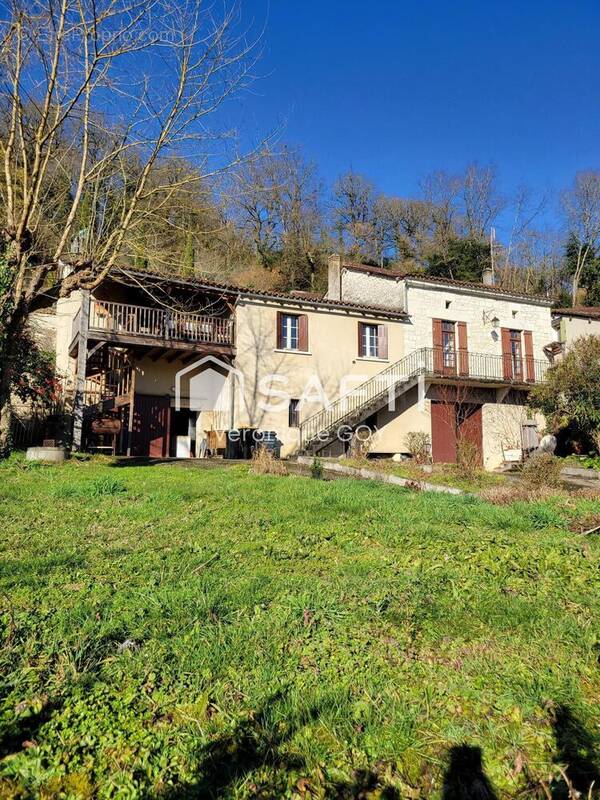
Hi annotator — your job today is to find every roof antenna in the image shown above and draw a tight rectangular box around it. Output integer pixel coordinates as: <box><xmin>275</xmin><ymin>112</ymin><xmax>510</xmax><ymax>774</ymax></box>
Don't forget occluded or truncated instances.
<box><xmin>490</xmin><ymin>226</ymin><xmax>496</xmax><ymax>279</ymax></box>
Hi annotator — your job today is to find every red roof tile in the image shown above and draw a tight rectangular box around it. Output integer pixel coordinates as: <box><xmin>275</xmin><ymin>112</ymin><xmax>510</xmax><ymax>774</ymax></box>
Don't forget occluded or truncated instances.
<box><xmin>554</xmin><ymin>306</ymin><xmax>600</xmax><ymax>319</ymax></box>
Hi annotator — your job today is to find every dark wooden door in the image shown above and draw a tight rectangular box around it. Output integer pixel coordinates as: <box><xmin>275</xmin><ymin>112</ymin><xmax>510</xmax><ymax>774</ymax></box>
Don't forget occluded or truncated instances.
<box><xmin>131</xmin><ymin>394</ymin><xmax>171</xmax><ymax>457</ymax></box>
<box><xmin>457</xmin><ymin>404</ymin><xmax>483</xmax><ymax>465</ymax></box>
<box><xmin>431</xmin><ymin>401</ymin><xmax>457</xmax><ymax>463</ymax></box>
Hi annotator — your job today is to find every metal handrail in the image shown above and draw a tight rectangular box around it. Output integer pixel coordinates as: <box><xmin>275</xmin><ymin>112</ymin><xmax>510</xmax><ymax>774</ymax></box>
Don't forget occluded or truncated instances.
<box><xmin>88</xmin><ymin>299</ymin><xmax>234</xmax><ymax>345</ymax></box>
<box><xmin>299</xmin><ymin>347</ymin><xmax>549</xmax><ymax>448</ymax></box>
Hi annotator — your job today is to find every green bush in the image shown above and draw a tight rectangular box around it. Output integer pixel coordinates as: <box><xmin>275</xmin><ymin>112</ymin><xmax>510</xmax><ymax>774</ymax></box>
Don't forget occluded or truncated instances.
<box><xmin>310</xmin><ymin>457</ymin><xmax>323</xmax><ymax>480</ymax></box>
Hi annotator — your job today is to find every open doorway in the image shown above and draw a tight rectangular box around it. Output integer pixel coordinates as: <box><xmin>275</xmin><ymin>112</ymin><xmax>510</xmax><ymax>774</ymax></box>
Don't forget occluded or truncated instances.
<box><xmin>170</xmin><ymin>408</ymin><xmax>197</xmax><ymax>458</ymax></box>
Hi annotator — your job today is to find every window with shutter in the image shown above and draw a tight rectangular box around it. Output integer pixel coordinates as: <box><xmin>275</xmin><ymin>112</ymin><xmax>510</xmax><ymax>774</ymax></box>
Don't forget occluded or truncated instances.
<box><xmin>501</xmin><ymin>328</ymin><xmax>531</xmax><ymax>381</ymax></box>
<box><xmin>457</xmin><ymin>321</ymin><xmax>468</xmax><ymax>376</ymax></box>
<box><xmin>433</xmin><ymin>319</ymin><xmax>458</xmax><ymax>374</ymax></box>
<box><xmin>277</xmin><ymin>313</ymin><xmax>304</xmax><ymax>350</ymax></box>
<box><xmin>358</xmin><ymin>322</ymin><xmax>381</xmax><ymax>358</ymax></box>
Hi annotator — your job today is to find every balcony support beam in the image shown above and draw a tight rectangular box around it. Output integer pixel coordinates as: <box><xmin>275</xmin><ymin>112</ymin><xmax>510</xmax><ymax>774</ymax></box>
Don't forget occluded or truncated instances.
<box><xmin>86</xmin><ymin>329</ymin><xmax>234</xmax><ymax>357</ymax></box>
<box><xmin>72</xmin><ymin>290</ymin><xmax>90</xmax><ymax>450</ymax></box>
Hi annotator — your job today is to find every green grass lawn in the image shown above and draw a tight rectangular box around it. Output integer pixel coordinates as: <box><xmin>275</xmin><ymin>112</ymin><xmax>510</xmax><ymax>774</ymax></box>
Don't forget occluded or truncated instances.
<box><xmin>0</xmin><ymin>458</ymin><xmax>599</xmax><ymax>799</ymax></box>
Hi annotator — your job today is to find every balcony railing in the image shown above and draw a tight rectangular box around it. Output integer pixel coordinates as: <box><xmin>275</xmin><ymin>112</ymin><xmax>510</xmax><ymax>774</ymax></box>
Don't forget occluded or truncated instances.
<box><xmin>299</xmin><ymin>347</ymin><xmax>549</xmax><ymax>450</ymax></box>
<box><xmin>88</xmin><ymin>299</ymin><xmax>234</xmax><ymax>346</ymax></box>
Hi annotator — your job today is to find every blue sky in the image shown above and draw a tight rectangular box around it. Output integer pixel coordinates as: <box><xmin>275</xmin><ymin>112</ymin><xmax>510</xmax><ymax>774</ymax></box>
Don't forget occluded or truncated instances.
<box><xmin>235</xmin><ymin>0</ymin><xmax>600</xmax><ymax>231</ymax></box>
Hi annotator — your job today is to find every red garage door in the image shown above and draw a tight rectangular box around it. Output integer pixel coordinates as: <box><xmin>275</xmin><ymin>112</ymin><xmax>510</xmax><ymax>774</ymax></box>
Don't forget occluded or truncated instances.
<box><xmin>431</xmin><ymin>402</ymin><xmax>483</xmax><ymax>464</ymax></box>
<box><xmin>131</xmin><ymin>394</ymin><xmax>171</xmax><ymax>457</ymax></box>
<box><xmin>431</xmin><ymin>401</ymin><xmax>457</xmax><ymax>463</ymax></box>
<box><xmin>457</xmin><ymin>404</ymin><xmax>483</xmax><ymax>465</ymax></box>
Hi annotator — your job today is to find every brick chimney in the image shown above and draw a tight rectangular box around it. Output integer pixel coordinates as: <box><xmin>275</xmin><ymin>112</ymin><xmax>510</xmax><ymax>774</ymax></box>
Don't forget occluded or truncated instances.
<box><xmin>327</xmin><ymin>253</ymin><xmax>342</xmax><ymax>300</ymax></box>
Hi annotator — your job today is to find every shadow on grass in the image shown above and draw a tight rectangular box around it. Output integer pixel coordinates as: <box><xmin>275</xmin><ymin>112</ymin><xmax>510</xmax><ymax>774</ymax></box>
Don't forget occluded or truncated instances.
<box><xmin>0</xmin><ymin>699</ymin><xmax>60</xmax><ymax>759</ymax></box>
<box><xmin>550</xmin><ymin>705</ymin><xmax>600</xmax><ymax>798</ymax></box>
<box><xmin>149</xmin><ymin>691</ymin><xmax>399</xmax><ymax>799</ymax></box>
<box><xmin>108</xmin><ymin>457</ymin><xmax>243</xmax><ymax>469</ymax></box>
<box><xmin>442</xmin><ymin>745</ymin><xmax>497</xmax><ymax>800</ymax></box>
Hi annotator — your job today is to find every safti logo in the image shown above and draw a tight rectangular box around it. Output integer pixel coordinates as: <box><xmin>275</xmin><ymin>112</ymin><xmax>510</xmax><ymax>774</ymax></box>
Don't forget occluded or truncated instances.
<box><xmin>174</xmin><ymin>356</ymin><xmax>244</xmax><ymax>414</ymax></box>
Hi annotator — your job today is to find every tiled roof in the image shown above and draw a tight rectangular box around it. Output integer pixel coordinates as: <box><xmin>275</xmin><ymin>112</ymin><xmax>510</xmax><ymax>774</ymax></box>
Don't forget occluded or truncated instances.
<box><xmin>553</xmin><ymin>306</ymin><xmax>600</xmax><ymax>319</ymax></box>
<box><xmin>340</xmin><ymin>262</ymin><xmax>405</xmax><ymax>279</ymax></box>
<box><xmin>110</xmin><ymin>266</ymin><xmax>408</xmax><ymax>319</ymax></box>
<box><xmin>341</xmin><ymin>262</ymin><xmax>553</xmax><ymax>303</ymax></box>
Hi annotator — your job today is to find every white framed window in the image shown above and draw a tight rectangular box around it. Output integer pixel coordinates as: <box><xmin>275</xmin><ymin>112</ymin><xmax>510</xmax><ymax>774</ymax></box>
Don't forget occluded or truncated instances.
<box><xmin>281</xmin><ymin>314</ymin><xmax>299</xmax><ymax>350</ymax></box>
<box><xmin>362</xmin><ymin>323</ymin><xmax>379</xmax><ymax>358</ymax></box>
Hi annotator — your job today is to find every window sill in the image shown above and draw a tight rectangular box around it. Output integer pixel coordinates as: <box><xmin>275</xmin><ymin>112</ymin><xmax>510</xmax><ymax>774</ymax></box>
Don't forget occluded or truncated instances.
<box><xmin>274</xmin><ymin>348</ymin><xmax>312</xmax><ymax>355</ymax></box>
<box><xmin>356</xmin><ymin>356</ymin><xmax>389</xmax><ymax>363</ymax></box>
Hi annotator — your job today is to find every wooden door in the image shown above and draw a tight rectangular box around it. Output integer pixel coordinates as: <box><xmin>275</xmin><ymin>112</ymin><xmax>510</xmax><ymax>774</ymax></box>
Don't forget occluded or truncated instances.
<box><xmin>431</xmin><ymin>401</ymin><xmax>457</xmax><ymax>463</ymax></box>
<box><xmin>457</xmin><ymin>405</ymin><xmax>483</xmax><ymax>465</ymax></box>
<box><xmin>131</xmin><ymin>394</ymin><xmax>171</xmax><ymax>457</ymax></box>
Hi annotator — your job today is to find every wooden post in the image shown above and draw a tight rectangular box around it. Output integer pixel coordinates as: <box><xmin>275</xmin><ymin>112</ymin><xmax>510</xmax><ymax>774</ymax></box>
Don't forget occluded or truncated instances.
<box><xmin>126</xmin><ymin>364</ymin><xmax>136</xmax><ymax>456</ymax></box>
<box><xmin>72</xmin><ymin>291</ymin><xmax>90</xmax><ymax>450</ymax></box>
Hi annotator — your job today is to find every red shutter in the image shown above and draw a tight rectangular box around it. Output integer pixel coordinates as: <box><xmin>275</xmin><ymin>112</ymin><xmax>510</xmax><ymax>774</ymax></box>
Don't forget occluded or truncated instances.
<box><xmin>432</xmin><ymin>319</ymin><xmax>443</xmax><ymax>372</ymax></box>
<box><xmin>377</xmin><ymin>324</ymin><xmax>388</xmax><ymax>359</ymax></box>
<box><xmin>457</xmin><ymin>321</ymin><xmax>469</xmax><ymax>376</ymax></box>
<box><xmin>298</xmin><ymin>314</ymin><xmax>308</xmax><ymax>351</ymax></box>
<box><xmin>276</xmin><ymin>311</ymin><xmax>284</xmax><ymax>349</ymax></box>
<box><xmin>501</xmin><ymin>328</ymin><xmax>512</xmax><ymax>380</ymax></box>
<box><xmin>523</xmin><ymin>330</ymin><xmax>535</xmax><ymax>382</ymax></box>
<box><xmin>358</xmin><ymin>322</ymin><xmax>365</xmax><ymax>357</ymax></box>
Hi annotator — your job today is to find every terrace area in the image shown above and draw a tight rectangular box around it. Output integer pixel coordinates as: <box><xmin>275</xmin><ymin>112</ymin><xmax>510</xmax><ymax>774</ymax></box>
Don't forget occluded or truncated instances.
<box><xmin>70</xmin><ymin>297</ymin><xmax>235</xmax><ymax>356</ymax></box>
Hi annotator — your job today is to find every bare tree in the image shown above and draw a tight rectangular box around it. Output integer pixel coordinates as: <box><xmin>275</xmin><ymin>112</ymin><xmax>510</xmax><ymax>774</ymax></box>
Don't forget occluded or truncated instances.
<box><xmin>231</xmin><ymin>146</ymin><xmax>325</xmax><ymax>286</ymax></box>
<box><xmin>371</xmin><ymin>195</ymin><xmax>431</xmax><ymax>267</ymax></box>
<box><xmin>421</xmin><ymin>163</ymin><xmax>506</xmax><ymax>248</ymax></box>
<box><xmin>460</xmin><ymin>162</ymin><xmax>506</xmax><ymax>240</ymax></box>
<box><xmin>561</xmin><ymin>170</ymin><xmax>600</xmax><ymax>304</ymax></box>
<box><xmin>420</xmin><ymin>169</ymin><xmax>461</xmax><ymax>258</ymax></box>
<box><xmin>332</xmin><ymin>171</ymin><xmax>376</xmax><ymax>259</ymax></box>
<box><xmin>0</xmin><ymin>0</ymin><xmax>263</xmax><ymax>450</ymax></box>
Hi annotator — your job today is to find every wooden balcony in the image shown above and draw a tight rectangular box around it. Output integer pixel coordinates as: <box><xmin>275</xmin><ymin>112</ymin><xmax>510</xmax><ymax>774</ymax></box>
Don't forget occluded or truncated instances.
<box><xmin>71</xmin><ymin>298</ymin><xmax>234</xmax><ymax>356</ymax></box>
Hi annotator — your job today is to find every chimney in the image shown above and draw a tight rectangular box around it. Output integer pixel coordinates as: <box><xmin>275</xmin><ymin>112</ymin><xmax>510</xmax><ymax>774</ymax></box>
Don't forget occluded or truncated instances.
<box><xmin>327</xmin><ymin>253</ymin><xmax>342</xmax><ymax>300</ymax></box>
<box><xmin>482</xmin><ymin>268</ymin><xmax>494</xmax><ymax>286</ymax></box>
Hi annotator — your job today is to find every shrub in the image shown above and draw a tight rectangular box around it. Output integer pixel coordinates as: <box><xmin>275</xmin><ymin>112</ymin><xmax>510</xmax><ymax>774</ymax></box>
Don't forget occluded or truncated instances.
<box><xmin>455</xmin><ymin>439</ymin><xmax>481</xmax><ymax>479</ymax></box>
<box><xmin>348</xmin><ymin>428</ymin><xmax>372</xmax><ymax>461</ymax></box>
<box><xmin>251</xmin><ymin>446</ymin><xmax>286</xmax><ymax>476</ymax></box>
<box><xmin>519</xmin><ymin>452</ymin><xmax>563</xmax><ymax>489</ymax></box>
<box><xmin>310</xmin><ymin>457</ymin><xmax>323</xmax><ymax>480</ymax></box>
<box><xmin>593</xmin><ymin>429</ymin><xmax>600</xmax><ymax>456</ymax></box>
<box><xmin>403</xmin><ymin>431</ymin><xmax>431</xmax><ymax>464</ymax></box>
<box><xmin>528</xmin><ymin>334</ymin><xmax>600</xmax><ymax>438</ymax></box>
<box><xmin>479</xmin><ymin>486</ymin><xmax>563</xmax><ymax>505</ymax></box>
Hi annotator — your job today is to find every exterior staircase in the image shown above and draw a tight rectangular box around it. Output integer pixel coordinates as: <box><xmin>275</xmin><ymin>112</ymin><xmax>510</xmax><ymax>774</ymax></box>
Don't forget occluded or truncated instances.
<box><xmin>299</xmin><ymin>349</ymin><xmax>428</xmax><ymax>454</ymax></box>
<box><xmin>299</xmin><ymin>347</ymin><xmax>549</xmax><ymax>454</ymax></box>
<box><xmin>83</xmin><ymin>365</ymin><xmax>133</xmax><ymax>414</ymax></box>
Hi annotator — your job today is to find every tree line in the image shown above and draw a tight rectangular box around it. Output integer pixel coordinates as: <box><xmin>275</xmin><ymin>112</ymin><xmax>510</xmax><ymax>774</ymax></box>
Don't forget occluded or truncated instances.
<box><xmin>107</xmin><ymin>146</ymin><xmax>598</xmax><ymax>308</ymax></box>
